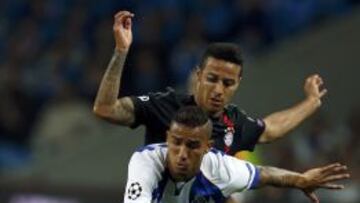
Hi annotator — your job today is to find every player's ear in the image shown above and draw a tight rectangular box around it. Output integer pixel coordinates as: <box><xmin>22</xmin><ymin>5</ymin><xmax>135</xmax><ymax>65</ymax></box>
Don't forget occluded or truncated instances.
<box><xmin>166</xmin><ymin>130</ymin><xmax>170</xmax><ymax>143</ymax></box>
<box><xmin>188</xmin><ymin>68</ymin><xmax>199</xmax><ymax>94</ymax></box>
<box><xmin>238</xmin><ymin>75</ymin><xmax>242</xmax><ymax>82</ymax></box>
<box><xmin>196</xmin><ymin>66</ymin><xmax>202</xmax><ymax>79</ymax></box>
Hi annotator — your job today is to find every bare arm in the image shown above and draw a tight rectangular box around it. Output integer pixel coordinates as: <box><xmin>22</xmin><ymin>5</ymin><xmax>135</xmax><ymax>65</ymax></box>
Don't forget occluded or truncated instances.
<box><xmin>93</xmin><ymin>11</ymin><xmax>136</xmax><ymax>126</ymax></box>
<box><xmin>258</xmin><ymin>74</ymin><xmax>327</xmax><ymax>143</ymax></box>
<box><xmin>258</xmin><ymin>163</ymin><xmax>350</xmax><ymax>203</ymax></box>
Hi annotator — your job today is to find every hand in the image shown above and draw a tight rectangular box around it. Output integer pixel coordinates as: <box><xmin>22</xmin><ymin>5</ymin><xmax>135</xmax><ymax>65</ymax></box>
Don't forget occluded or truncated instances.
<box><xmin>113</xmin><ymin>10</ymin><xmax>134</xmax><ymax>53</ymax></box>
<box><xmin>298</xmin><ymin>163</ymin><xmax>350</xmax><ymax>203</ymax></box>
<box><xmin>304</xmin><ymin>74</ymin><xmax>327</xmax><ymax>106</ymax></box>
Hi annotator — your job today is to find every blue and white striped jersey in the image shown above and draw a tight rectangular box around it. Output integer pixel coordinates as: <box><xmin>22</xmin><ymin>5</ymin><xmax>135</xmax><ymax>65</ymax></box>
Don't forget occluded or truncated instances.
<box><xmin>124</xmin><ymin>144</ymin><xmax>260</xmax><ymax>203</ymax></box>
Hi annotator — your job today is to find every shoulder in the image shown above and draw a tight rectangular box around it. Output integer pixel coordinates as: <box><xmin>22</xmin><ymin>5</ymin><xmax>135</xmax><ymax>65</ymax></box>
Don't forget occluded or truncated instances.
<box><xmin>200</xmin><ymin>149</ymin><xmax>228</xmax><ymax>175</ymax></box>
<box><xmin>130</xmin><ymin>143</ymin><xmax>168</xmax><ymax>169</ymax></box>
<box><xmin>225</xmin><ymin>104</ymin><xmax>264</xmax><ymax>126</ymax></box>
<box><xmin>132</xmin><ymin>87</ymin><xmax>188</xmax><ymax>106</ymax></box>
<box><xmin>201</xmin><ymin>149</ymin><xmax>259</xmax><ymax>193</ymax></box>
<box><xmin>201</xmin><ymin>148</ymin><xmax>253</xmax><ymax>178</ymax></box>
<box><xmin>139</xmin><ymin>87</ymin><xmax>177</xmax><ymax>100</ymax></box>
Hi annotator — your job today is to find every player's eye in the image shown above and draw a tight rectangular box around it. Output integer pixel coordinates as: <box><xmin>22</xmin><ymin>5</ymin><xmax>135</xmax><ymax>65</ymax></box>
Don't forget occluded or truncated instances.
<box><xmin>223</xmin><ymin>79</ymin><xmax>235</xmax><ymax>87</ymax></box>
<box><xmin>172</xmin><ymin>137</ymin><xmax>182</xmax><ymax>146</ymax></box>
<box><xmin>186</xmin><ymin>141</ymin><xmax>201</xmax><ymax>149</ymax></box>
<box><xmin>206</xmin><ymin>74</ymin><xmax>218</xmax><ymax>83</ymax></box>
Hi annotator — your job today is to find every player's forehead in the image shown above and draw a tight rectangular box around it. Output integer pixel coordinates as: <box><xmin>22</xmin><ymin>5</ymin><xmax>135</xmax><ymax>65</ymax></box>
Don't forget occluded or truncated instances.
<box><xmin>169</xmin><ymin>122</ymin><xmax>208</xmax><ymax>140</ymax></box>
<box><xmin>202</xmin><ymin>57</ymin><xmax>241</xmax><ymax>76</ymax></box>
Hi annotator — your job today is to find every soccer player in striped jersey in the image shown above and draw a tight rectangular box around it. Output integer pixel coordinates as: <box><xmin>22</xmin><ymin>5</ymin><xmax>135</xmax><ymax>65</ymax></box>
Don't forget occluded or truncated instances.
<box><xmin>124</xmin><ymin>106</ymin><xmax>349</xmax><ymax>203</ymax></box>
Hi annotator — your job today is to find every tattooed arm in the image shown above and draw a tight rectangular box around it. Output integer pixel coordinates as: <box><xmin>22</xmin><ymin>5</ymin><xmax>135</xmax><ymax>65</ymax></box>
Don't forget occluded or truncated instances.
<box><xmin>257</xmin><ymin>163</ymin><xmax>350</xmax><ymax>203</ymax></box>
<box><xmin>93</xmin><ymin>11</ymin><xmax>136</xmax><ymax>126</ymax></box>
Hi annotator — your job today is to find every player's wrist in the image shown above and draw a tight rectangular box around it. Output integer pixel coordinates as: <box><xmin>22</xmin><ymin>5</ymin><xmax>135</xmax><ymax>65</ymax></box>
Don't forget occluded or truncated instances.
<box><xmin>294</xmin><ymin>174</ymin><xmax>309</xmax><ymax>189</ymax></box>
<box><xmin>305</xmin><ymin>96</ymin><xmax>321</xmax><ymax>108</ymax></box>
<box><xmin>115</xmin><ymin>47</ymin><xmax>129</xmax><ymax>54</ymax></box>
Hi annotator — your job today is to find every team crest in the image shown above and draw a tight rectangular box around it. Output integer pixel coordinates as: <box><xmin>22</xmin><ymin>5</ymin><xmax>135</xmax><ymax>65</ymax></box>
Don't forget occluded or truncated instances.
<box><xmin>224</xmin><ymin>126</ymin><xmax>235</xmax><ymax>147</ymax></box>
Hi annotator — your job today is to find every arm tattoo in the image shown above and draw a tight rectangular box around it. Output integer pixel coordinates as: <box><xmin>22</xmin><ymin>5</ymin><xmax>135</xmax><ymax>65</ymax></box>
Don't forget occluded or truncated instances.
<box><xmin>95</xmin><ymin>51</ymin><xmax>127</xmax><ymax>106</ymax></box>
<box><xmin>94</xmin><ymin>51</ymin><xmax>135</xmax><ymax>125</ymax></box>
<box><xmin>258</xmin><ymin>166</ymin><xmax>304</xmax><ymax>188</ymax></box>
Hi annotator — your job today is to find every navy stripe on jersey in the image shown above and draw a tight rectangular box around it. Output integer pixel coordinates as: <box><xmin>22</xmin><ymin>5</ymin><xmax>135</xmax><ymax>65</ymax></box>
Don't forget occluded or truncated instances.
<box><xmin>250</xmin><ymin>167</ymin><xmax>260</xmax><ymax>189</ymax></box>
<box><xmin>189</xmin><ymin>172</ymin><xmax>226</xmax><ymax>203</ymax></box>
<box><xmin>136</xmin><ymin>143</ymin><xmax>167</xmax><ymax>152</ymax></box>
<box><xmin>245</xmin><ymin>163</ymin><xmax>260</xmax><ymax>189</ymax></box>
<box><xmin>209</xmin><ymin>148</ymin><xmax>225</xmax><ymax>156</ymax></box>
<box><xmin>152</xmin><ymin>169</ymin><xmax>170</xmax><ymax>203</ymax></box>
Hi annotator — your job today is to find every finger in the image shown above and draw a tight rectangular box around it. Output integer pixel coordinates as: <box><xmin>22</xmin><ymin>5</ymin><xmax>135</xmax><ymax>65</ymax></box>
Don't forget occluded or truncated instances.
<box><xmin>323</xmin><ymin>165</ymin><xmax>347</xmax><ymax>176</ymax></box>
<box><xmin>124</xmin><ymin>17</ymin><xmax>132</xmax><ymax>29</ymax></box>
<box><xmin>114</xmin><ymin>10</ymin><xmax>133</xmax><ymax>19</ymax></box>
<box><xmin>319</xmin><ymin>88</ymin><xmax>327</xmax><ymax>97</ymax></box>
<box><xmin>114</xmin><ymin>12</ymin><xmax>134</xmax><ymax>27</ymax></box>
<box><xmin>315</xmin><ymin>77</ymin><xmax>323</xmax><ymax>85</ymax></box>
<box><xmin>114</xmin><ymin>14</ymin><xmax>125</xmax><ymax>27</ymax></box>
<box><xmin>305</xmin><ymin>192</ymin><xmax>319</xmax><ymax>203</ymax></box>
<box><xmin>322</xmin><ymin>164</ymin><xmax>347</xmax><ymax>176</ymax></box>
<box><xmin>322</xmin><ymin>173</ymin><xmax>350</xmax><ymax>182</ymax></box>
<box><xmin>333</xmin><ymin>165</ymin><xmax>348</xmax><ymax>173</ymax></box>
<box><xmin>306</xmin><ymin>76</ymin><xmax>313</xmax><ymax>84</ymax></box>
<box><xmin>320</xmin><ymin>163</ymin><xmax>341</xmax><ymax>172</ymax></box>
<box><xmin>320</xmin><ymin>183</ymin><xmax>345</xmax><ymax>190</ymax></box>
<box><xmin>114</xmin><ymin>14</ymin><xmax>134</xmax><ymax>31</ymax></box>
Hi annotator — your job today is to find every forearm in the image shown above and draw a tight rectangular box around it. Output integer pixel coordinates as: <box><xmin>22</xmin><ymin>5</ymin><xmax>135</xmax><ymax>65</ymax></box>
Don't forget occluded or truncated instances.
<box><xmin>258</xmin><ymin>166</ymin><xmax>305</xmax><ymax>189</ymax></box>
<box><xmin>94</xmin><ymin>50</ymin><xmax>127</xmax><ymax>109</ymax></box>
<box><xmin>259</xmin><ymin>97</ymin><xmax>320</xmax><ymax>143</ymax></box>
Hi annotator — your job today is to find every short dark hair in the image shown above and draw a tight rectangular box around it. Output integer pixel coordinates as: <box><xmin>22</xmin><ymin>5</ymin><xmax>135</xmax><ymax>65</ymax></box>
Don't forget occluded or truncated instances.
<box><xmin>199</xmin><ymin>42</ymin><xmax>243</xmax><ymax>76</ymax></box>
<box><xmin>172</xmin><ymin>106</ymin><xmax>210</xmax><ymax>129</ymax></box>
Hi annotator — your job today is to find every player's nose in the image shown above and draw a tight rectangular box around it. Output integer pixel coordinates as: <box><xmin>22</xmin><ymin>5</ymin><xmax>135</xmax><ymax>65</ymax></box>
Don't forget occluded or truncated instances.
<box><xmin>213</xmin><ymin>81</ymin><xmax>225</xmax><ymax>95</ymax></box>
<box><xmin>178</xmin><ymin>145</ymin><xmax>189</xmax><ymax>161</ymax></box>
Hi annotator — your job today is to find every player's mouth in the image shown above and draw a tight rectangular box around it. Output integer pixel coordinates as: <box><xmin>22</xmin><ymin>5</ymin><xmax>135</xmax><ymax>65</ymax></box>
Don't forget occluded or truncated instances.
<box><xmin>209</xmin><ymin>98</ymin><xmax>223</xmax><ymax>107</ymax></box>
<box><xmin>176</xmin><ymin>162</ymin><xmax>189</xmax><ymax>172</ymax></box>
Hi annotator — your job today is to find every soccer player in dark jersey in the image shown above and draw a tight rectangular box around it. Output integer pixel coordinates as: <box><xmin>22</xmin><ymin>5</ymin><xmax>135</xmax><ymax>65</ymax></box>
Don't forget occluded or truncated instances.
<box><xmin>93</xmin><ymin>10</ymin><xmax>327</xmax><ymax>155</ymax></box>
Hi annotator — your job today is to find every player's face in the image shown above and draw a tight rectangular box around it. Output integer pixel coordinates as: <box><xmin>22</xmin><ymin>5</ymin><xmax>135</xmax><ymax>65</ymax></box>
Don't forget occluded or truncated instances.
<box><xmin>195</xmin><ymin>57</ymin><xmax>241</xmax><ymax>115</ymax></box>
<box><xmin>166</xmin><ymin>122</ymin><xmax>211</xmax><ymax>182</ymax></box>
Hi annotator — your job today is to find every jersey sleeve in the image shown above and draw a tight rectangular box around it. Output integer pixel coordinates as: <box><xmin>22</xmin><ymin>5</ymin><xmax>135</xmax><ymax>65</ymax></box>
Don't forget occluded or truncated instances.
<box><xmin>124</xmin><ymin>150</ymin><xmax>162</xmax><ymax>203</ymax></box>
<box><xmin>235</xmin><ymin>109</ymin><xmax>265</xmax><ymax>151</ymax></box>
<box><xmin>206</xmin><ymin>152</ymin><xmax>260</xmax><ymax>197</ymax></box>
<box><xmin>129</xmin><ymin>87</ymin><xmax>178</xmax><ymax>129</ymax></box>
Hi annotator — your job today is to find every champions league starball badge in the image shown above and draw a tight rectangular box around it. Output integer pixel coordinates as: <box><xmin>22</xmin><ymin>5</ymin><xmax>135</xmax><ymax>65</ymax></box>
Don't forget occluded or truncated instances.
<box><xmin>128</xmin><ymin>182</ymin><xmax>142</xmax><ymax>200</ymax></box>
<box><xmin>224</xmin><ymin>126</ymin><xmax>235</xmax><ymax>147</ymax></box>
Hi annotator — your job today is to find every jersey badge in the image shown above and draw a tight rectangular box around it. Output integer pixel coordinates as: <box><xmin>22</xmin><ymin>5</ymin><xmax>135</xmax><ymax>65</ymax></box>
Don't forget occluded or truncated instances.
<box><xmin>224</xmin><ymin>126</ymin><xmax>235</xmax><ymax>147</ymax></box>
<box><xmin>128</xmin><ymin>182</ymin><xmax>142</xmax><ymax>200</ymax></box>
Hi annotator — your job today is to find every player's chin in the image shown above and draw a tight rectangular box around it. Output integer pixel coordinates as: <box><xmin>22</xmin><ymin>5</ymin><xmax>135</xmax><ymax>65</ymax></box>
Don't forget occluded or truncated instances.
<box><xmin>206</xmin><ymin>104</ymin><xmax>223</xmax><ymax>114</ymax></box>
<box><xmin>173</xmin><ymin>172</ymin><xmax>189</xmax><ymax>181</ymax></box>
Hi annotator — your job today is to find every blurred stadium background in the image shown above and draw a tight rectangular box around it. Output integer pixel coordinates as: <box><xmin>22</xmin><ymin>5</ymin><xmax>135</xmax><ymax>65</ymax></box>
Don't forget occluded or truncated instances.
<box><xmin>0</xmin><ymin>0</ymin><xmax>359</xmax><ymax>202</ymax></box>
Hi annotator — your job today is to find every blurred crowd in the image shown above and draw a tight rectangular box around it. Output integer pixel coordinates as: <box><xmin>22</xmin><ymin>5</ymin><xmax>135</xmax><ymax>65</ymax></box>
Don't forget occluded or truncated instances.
<box><xmin>0</xmin><ymin>0</ymin><xmax>359</xmax><ymax>202</ymax></box>
<box><xmin>244</xmin><ymin>108</ymin><xmax>360</xmax><ymax>203</ymax></box>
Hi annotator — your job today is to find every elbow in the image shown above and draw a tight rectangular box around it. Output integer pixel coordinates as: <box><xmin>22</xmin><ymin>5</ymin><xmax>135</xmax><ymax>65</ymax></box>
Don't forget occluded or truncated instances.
<box><xmin>259</xmin><ymin>132</ymin><xmax>278</xmax><ymax>144</ymax></box>
<box><xmin>93</xmin><ymin>104</ymin><xmax>112</xmax><ymax>119</ymax></box>
<box><xmin>258</xmin><ymin>124</ymin><xmax>281</xmax><ymax>144</ymax></box>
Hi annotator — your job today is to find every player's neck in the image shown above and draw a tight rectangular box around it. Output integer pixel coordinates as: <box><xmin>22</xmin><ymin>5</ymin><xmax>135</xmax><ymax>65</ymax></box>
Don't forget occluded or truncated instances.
<box><xmin>208</xmin><ymin>110</ymin><xmax>223</xmax><ymax>119</ymax></box>
<box><xmin>193</xmin><ymin>96</ymin><xmax>223</xmax><ymax>118</ymax></box>
<box><xmin>166</xmin><ymin>160</ymin><xmax>198</xmax><ymax>183</ymax></box>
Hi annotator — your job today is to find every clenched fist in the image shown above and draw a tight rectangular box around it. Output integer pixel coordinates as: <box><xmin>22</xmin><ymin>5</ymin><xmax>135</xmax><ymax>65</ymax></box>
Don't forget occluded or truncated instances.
<box><xmin>113</xmin><ymin>10</ymin><xmax>134</xmax><ymax>53</ymax></box>
<box><xmin>304</xmin><ymin>74</ymin><xmax>327</xmax><ymax>107</ymax></box>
